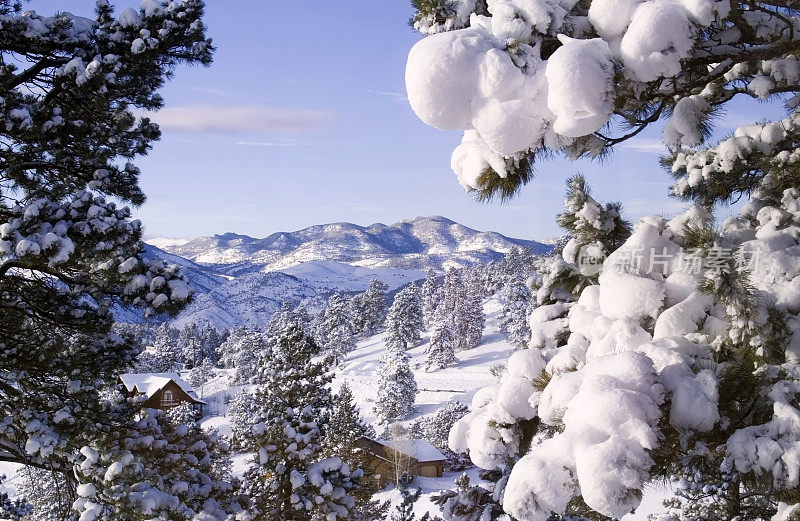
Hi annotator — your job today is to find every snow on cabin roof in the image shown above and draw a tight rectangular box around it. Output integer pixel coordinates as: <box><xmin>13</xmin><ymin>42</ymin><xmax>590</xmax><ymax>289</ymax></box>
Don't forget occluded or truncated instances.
<box><xmin>118</xmin><ymin>372</ymin><xmax>205</xmax><ymax>404</ymax></box>
<box><xmin>373</xmin><ymin>438</ymin><xmax>446</xmax><ymax>463</ymax></box>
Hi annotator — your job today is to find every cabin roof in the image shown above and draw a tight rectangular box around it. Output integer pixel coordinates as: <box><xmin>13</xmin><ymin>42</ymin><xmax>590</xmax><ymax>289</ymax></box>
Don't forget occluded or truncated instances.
<box><xmin>369</xmin><ymin>438</ymin><xmax>446</xmax><ymax>463</ymax></box>
<box><xmin>119</xmin><ymin>372</ymin><xmax>205</xmax><ymax>404</ymax></box>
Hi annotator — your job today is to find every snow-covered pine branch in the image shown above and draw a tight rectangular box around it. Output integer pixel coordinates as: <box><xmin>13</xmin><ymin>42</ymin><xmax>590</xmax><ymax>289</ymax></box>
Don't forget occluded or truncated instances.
<box><xmin>405</xmin><ymin>0</ymin><xmax>800</xmax><ymax>202</ymax></box>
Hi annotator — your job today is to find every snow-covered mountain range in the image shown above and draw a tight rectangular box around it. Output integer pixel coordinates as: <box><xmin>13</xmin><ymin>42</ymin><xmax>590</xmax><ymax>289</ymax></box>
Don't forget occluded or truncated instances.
<box><xmin>141</xmin><ymin>216</ymin><xmax>550</xmax><ymax>328</ymax></box>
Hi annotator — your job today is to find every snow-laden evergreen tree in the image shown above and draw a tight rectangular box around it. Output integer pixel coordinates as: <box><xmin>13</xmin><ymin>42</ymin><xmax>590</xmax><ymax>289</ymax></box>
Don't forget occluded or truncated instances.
<box><xmin>218</xmin><ymin>327</ymin><xmax>270</xmax><ymax>385</ymax></box>
<box><xmin>430</xmin><ymin>472</ymin><xmax>505</xmax><ymax>521</ymax></box>
<box><xmin>436</xmin><ymin>269</ymin><xmax>484</xmax><ymax>351</ymax></box>
<box><xmin>166</xmin><ymin>401</ymin><xmax>198</xmax><ymax>427</ymax></box>
<box><xmin>535</xmin><ymin>175</ymin><xmax>631</xmax><ymax>306</ymax></box>
<box><xmin>352</xmin><ymin>279</ymin><xmax>390</xmax><ymax>336</ymax></box>
<box><xmin>406</xmin><ymin>2</ymin><xmax>800</xmax><ymax>518</ymax></box>
<box><xmin>385</xmin><ymin>283</ymin><xmax>425</xmax><ymax>351</ymax></box>
<box><xmin>178</xmin><ymin>323</ymin><xmax>202</xmax><ymax>368</ymax></box>
<box><xmin>241</xmin><ymin>325</ymin><xmax>360</xmax><ymax>520</ymax></box>
<box><xmin>179</xmin><ymin>322</ymin><xmax>219</xmax><ymax>368</ymax></box>
<box><xmin>406</xmin><ymin>0</ymin><xmax>800</xmax><ymax>202</ymax></box>
<box><xmin>150</xmin><ymin>323</ymin><xmax>182</xmax><ymax>372</ymax></box>
<box><xmin>496</xmin><ymin>246</ymin><xmax>536</xmax><ymax>288</ymax></box>
<box><xmin>227</xmin><ymin>388</ymin><xmax>259</xmax><ymax>450</ymax></box>
<box><xmin>188</xmin><ymin>358</ymin><xmax>214</xmax><ymax>399</ymax></box>
<box><xmin>265</xmin><ymin>301</ymin><xmax>313</xmax><ymax>341</ymax></box>
<box><xmin>421</xmin><ymin>269</ymin><xmax>441</xmax><ymax>326</ymax></box>
<box><xmin>319</xmin><ymin>292</ymin><xmax>356</xmax><ymax>364</ymax></box>
<box><xmin>74</xmin><ymin>407</ymin><xmax>241</xmax><ymax>520</ymax></box>
<box><xmin>0</xmin><ymin>1</ymin><xmax>211</xmax><ymax>512</ymax></box>
<box><xmin>374</xmin><ymin>348</ymin><xmax>418</xmax><ymax>425</ymax></box>
<box><xmin>326</xmin><ymin>381</ymin><xmax>385</xmax><ymax>520</ymax></box>
<box><xmin>326</xmin><ymin>381</ymin><xmax>374</xmax><ymax>467</ymax></box>
<box><xmin>427</xmin><ymin>318</ymin><xmax>458</xmax><ymax>371</ymax></box>
<box><xmin>482</xmin><ymin>261</ymin><xmax>503</xmax><ymax>296</ymax></box>
<box><xmin>388</xmin><ymin>485</ymin><xmax>432</xmax><ymax>521</ymax></box>
<box><xmin>410</xmin><ymin>401</ymin><xmax>471</xmax><ymax>472</ymax></box>
<box><xmin>500</xmin><ymin>274</ymin><xmax>532</xmax><ymax>349</ymax></box>
<box><xmin>448</xmin><ymin>181</ymin><xmax>800</xmax><ymax>521</ymax></box>
<box><xmin>456</xmin><ymin>282</ymin><xmax>485</xmax><ymax>352</ymax></box>
<box><xmin>200</xmin><ymin>323</ymin><xmax>225</xmax><ymax>366</ymax></box>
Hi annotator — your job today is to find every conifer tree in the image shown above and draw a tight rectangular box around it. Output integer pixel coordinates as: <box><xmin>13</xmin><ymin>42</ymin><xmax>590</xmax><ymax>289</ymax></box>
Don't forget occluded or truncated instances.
<box><xmin>15</xmin><ymin>467</ymin><xmax>74</xmax><ymax>521</ymax></box>
<box><xmin>319</xmin><ymin>292</ymin><xmax>356</xmax><ymax>364</ymax></box>
<box><xmin>265</xmin><ymin>301</ymin><xmax>312</xmax><ymax>341</ymax></box>
<box><xmin>385</xmin><ymin>283</ymin><xmax>425</xmax><ymax>351</ymax></box>
<box><xmin>405</xmin><ymin>1</ymin><xmax>800</xmax><ymax>518</ymax></box>
<box><xmin>411</xmin><ymin>401</ymin><xmax>471</xmax><ymax>472</ymax></box>
<box><xmin>436</xmin><ymin>269</ymin><xmax>484</xmax><ymax>351</ymax></box>
<box><xmin>151</xmin><ymin>323</ymin><xmax>182</xmax><ymax>372</ymax></box>
<box><xmin>427</xmin><ymin>319</ymin><xmax>457</xmax><ymax>371</ymax></box>
<box><xmin>421</xmin><ymin>269</ymin><xmax>441</xmax><ymax>327</ymax></box>
<box><xmin>388</xmin><ymin>485</ymin><xmax>432</xmax><ymax>521</ymax></box>
<box><xmin>166</xmin><ymin>401</ymin><xmax>198</xmax><ymax>427</ymax></box>
<box><xmin>352</xmin><ymin>279</ymin><xmax>390</xmax><ymax>335</ymax></box>
<box><xmin>0</xmin><ymin>475</ymin><xmax>31</xmax><ymax>521</ymax></box>
<box><xmin>0</xmin><ymin>1</ymin><xmax>211</xmax><ymax>510</ymax></box>
<box><xmin>535</xmin><ymin>175</ymin><xmax>631</xmax><ymax>306</ymax></box>
<box><xmin>375</xmin><ymin>348</ymin><xmax>418</xmax><ymax>425</ymax></box>
<box><xmin>456</xmin><ymin>283</ymin><xmax>484</xmax><ymax>351</ymax></box>
<box><xmin>242</xmin><ymin>325</ymin><xmax>360</xmax><ymax>520</ymax></box>
<box><xmin>218</xmin><ymin>327</ymin><xmax>269</xmax><ymax>385</ymax></box>
<box><xmin>188</xmin><ymin>358</ymin><xmax>214</xmax><ymax>399</ymax></box>
<box><xmin>500</xmin><ymin>275</ymin><xmax>532</xmax><ymax>349</ymax></box>
<box><xmin>179</xmin><ymin>323</ymin><xmax>202</xmax><ymax>368</ymax></box>
<box><xmin>227</xmin><ymin>388</ymin><xmax>258</xmax><ymax>450</ymax></box>
<box><xmin>74</xmin><ymin>408</ymin><xmax>241</xmax><ymax>520</ymax></box>
<box><xmin>431</xmin><ymin>472</ymin><xmax>505</xmax><ymax>521</ymax></box>
<box><xmin>326</xmin><ymin>381</ymin><xmax>384</xmax><ymax>519</ymax></box>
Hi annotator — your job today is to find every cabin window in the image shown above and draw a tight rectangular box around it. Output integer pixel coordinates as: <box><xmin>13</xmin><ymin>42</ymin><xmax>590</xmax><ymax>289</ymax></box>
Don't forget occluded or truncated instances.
<box><xmin>162</xmin><ymin>390</ymin><xmax>175</xmax><ymax>406</ymax></box>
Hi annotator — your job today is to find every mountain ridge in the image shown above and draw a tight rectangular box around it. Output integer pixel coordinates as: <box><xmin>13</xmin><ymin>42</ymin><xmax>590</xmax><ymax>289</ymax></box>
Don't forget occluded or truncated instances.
<box><xmin>153</xmin><ymin>215</ymin><xmax>549</xmax><ymax>274</ymax></box>
<box><xmin>138</xmin><ymin>216</ymin><xmax>551</xmax><ymax>328</ymax></box>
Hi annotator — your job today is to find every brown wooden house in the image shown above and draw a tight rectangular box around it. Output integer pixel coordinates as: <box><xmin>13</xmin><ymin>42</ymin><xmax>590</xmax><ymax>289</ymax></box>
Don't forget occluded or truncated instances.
<box><xmin>356</xmin><ymin>436</ymin><xmax>446</xmax><ymax>486</ymax></box>
<box><xmin>119</xmin><ymin>373</ymin><xmax>205</xmax><ymax>413</ymax></box>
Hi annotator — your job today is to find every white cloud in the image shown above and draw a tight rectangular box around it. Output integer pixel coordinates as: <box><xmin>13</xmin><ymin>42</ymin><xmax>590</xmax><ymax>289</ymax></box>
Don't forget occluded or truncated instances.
<box><xmin>225</xmin><ymin>140</ymin><xmax>297</xmax><ymax>147</ymax></box>
<box><xmin>365</xmin><ymin>89</ymin><xmax>408</xmax><ymax>103</ymax></box>
<box><xmin>619</xmin><ymin>138</ymin><xmax>667</xmax><ymax>154</ymax></box>
<box><xmin>145</xmin><ymin>105</ymin><xmax>336</xmax><ymax>134</ymax></box>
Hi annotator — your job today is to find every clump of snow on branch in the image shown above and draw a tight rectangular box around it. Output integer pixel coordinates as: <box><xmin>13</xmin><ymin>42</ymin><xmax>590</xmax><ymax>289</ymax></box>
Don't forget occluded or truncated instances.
<box><xmin>405</xmin><ymin>0</ymin><xmax>762</xmax><ymax>191</ymax></box>
<box><xmin>450</xmin><ymin>192</ymin><xmax>800</xmax><ymax>518</ymax></box>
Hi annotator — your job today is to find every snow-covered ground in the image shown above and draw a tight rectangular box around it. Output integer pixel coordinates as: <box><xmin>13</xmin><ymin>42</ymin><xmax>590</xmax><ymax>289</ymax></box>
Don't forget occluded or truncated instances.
<box><xmin>1</xmin><ymin>294</ymin><xmax>668</xmax><ymax>519</ymax></box>
<box><xmin>192</xmin><ymin>297</ymin><xmax>668</xmax><ymax>519</ymax></box>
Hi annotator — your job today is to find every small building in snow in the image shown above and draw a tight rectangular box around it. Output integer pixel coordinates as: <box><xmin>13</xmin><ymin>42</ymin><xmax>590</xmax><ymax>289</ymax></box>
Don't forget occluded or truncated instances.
<box><xmin>119</xmin><ymin>373</ymin><xmax>205</xmax><ymax>412</ymax></box>
<box><xmin>356</xmin><ymin>436</ymin><xmax>446</xmax><ymax>486</ymax></box>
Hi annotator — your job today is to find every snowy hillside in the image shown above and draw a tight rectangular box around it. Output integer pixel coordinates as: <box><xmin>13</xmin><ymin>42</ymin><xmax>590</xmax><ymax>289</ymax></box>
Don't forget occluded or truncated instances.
<box><xmin>138</xmin><ymin>217</ymin><xmax>551</xmax><ymax>329</ymax></box>
<box><xmin>188</xmin><ymin>297</ymin><xmax>667</xmax><ymax>520</ymax></box>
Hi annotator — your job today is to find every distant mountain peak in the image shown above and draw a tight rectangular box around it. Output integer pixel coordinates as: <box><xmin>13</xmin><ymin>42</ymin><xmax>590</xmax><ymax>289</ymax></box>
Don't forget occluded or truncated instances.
<box><xmin>401</xmin><ymin>215</ymin><xmax>456</xmax><ymax>224</ymax></box>
<box><xmin>138</xmin><ymin>217</ymin><xmax>551</xmax><ymax>328</ymax></box>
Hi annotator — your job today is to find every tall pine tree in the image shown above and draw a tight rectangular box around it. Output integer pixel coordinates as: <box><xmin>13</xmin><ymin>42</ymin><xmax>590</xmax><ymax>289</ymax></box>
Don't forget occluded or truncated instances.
<box><xmin>385</xmin><ymin>283</ymin><xmax>425</xmax><ymax>351</ymax></box>
<box><xmin>242</xmin><ymin>325</ymin><xmax>360</xmax><ymax>520</ymax></box>
<box><xmin>374</xmin><ymin>347</ymin><xmax>418</xmax><ymax>425</ymax></box>
<box><xmin>0</xmin><ymin>1</ymin><xmax>212</xmax><ymax>515</ymax></box>
<box><xmin>319</xmin><ymin>293</ymin><xmax>356</xmax><ymax>365</ymax></box>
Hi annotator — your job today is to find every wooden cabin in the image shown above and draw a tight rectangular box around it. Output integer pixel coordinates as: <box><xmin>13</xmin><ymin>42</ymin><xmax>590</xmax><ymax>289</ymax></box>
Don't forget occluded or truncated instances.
<box><xmin>356</xmin><ymin>436</ymin><xmax>446</xmax><ymax>486</ymax></box>
<box><xmin>119</xmin><ymin>373</ymin><xmax>206</xmax><ymax>413</ymax></box>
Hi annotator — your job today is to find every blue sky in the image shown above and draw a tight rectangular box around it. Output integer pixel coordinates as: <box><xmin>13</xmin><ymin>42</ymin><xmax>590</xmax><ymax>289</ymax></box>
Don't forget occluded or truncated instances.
<box><xmin>40</xmin><ymin>1</ymin><xmax>787</xmax><ymax>241</ymax></box>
